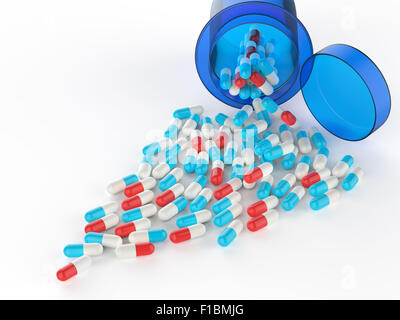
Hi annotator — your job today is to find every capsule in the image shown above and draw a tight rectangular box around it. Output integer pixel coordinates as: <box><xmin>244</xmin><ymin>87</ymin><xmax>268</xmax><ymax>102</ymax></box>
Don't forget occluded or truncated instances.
<box><xmin>281</xmin><ymin>146</ymin><xmax>298</xmax><ymax>170</ymax></box>
<box><xmin>63</xmin><ymin>243</ymin><xmax>103</xmax><ymax>258</ymax></box>
<box><xmin>263</xmin><ymin>141</ymin><xmax>295</xmax><ymax>161</ymax></box>
<box><xmin>218</xmin><ymin>220</ymin><xmax>244</xmax><ymax>247</ymax></box>
<box><xmin>342</xmin><ymin>167</ymin><xmax>364</xmax><ymax>191</ymax></box>
<box><xmin>156</xmin><ymin>183</ymin><xmax>185</xmax><ymax>207</ymax></box>
<box><xmin>223</xmin><ymin>141</ymin><xmax>238</xmax><ymax>165</ymax></box>
<box><xmin>138</xmin><ymin>155</ymin><xmax>154</xmax><ymax>179</ymax></box>
<box><xmin>273</xmin><ymin>174</ymin><xmax>296</xmax><ymax>198</ymax></box>
<box><xmin>243</xmin><ymin>164</ymin><xmax>258</xmax><ymax>189</ymax></box>
<box><xmin>165</xmin><ymin>137</ymin><xmax>189</xmax><ymax>159</ymax></box>
<box><xmin>152</xmin><ymin>160</ymin><xmax>176</xmax><ymax>180</ymax></box>
<box><xmin>301</xmin><ymin>168</ymin><xmax>331</xmax><ymax>188</ymax></box>
<box><xmin>279</xmin><ymin>124</ymin><xmax>294</xmax><ymax>144</ymax></box>
<box><xmin>250</xmin><ymin>85</ymin><xmax>262</xmax><ymax>99</ymax></box>
<box><xmin>241</xmin><ymin>120</ymin><xmax>268</xmax><ymax>140</ymax></box>
<box><xmin>295</xmin><ymin>130</ymin><xmax>312</xmax><ymax>154</ymax></box>
<box><xmin>262</xmin><ymin>97</ymin><xmax>282</xmax><ymax>119</ymax></box>
<box><xmin>281</xmin><ymin>186</ymin><xmax>306</xmax><ymax>211</ymax></box>
<box><xmin>176</xmin><ymin>210</ymin><xmax>212</xmax><ymax>228</ymax></box>
<box><xmin>234</xmin><ymin>66</ymin><xmax>247</xmax><ymax>88</ymax></box>
<box><xmin>56</xmin><ymin>256</ymin><xmax>91</xmax><ymax>282</ymax></box>
<box><xmin>233</xmin><ymin>105</ymin><xmax>253</xmax><ymax>127</ymax></box>
<box><xmin>229</xmin><ymin>80</ymin><xmax>241</xmax><ymax>96</ymax></box>
<box><xmin>191</xmin><ymin>130</ymin><xmax>204</xmax><ymax>153</ymax></box>
<box><xmin>281</xmin><ymin>111</ymin><xmax>297</xmax><ymax>128</ymax></box>
<box><xmin>121</xmin><ymin>204</ymin><xmax>157</xmax><ymax>223</ymax></box>
<box><xmin>129</xmin><ymin>229</ymin><xmax>168</xmax><ymax>244</ymax></box>
<box><xmin>142</xmin><ymin>138</ymin><xmax>171</xmax><ymax>156</ymax></box>
<box><xmin>183</xmin><ymin>148</ymin><xmax>198</xmax><ymax>173</ymax></box>
<box><xmin>173</xmin><ymin>105</ymin><xmax>204</xmax><ymax>119</ymax></box>
<box><xmin>195</xmin><ymin>151</ymin><xmax>209</xmax><ymax>176</ymax></box>
<box><xmin>254</xmin><ymin>133</ymin><xmax>280</xmax><ymax>156</ymax></box>
<box><xmin>243</xmin><ymin>162</ymin><xmax>273</xmax><ymax>184</ymax></box>
<box><xmin>107</xmin><ymin>174</ymin><xmax>139</xmax><ymax>195</ymax></box>
<box><xmin>250</xmin><ymin>53</ymin><xmax>261</xmax><ymax>71</ymax></box>
<box><xmin>121</xmin><ymin>190</ymin><xmax>154</xmax><ymax>211</ymax></box>
<box><xmin>84</xmin><ymin>214</ymin><xmax>119</xmax><ymax>233</ymax></box>
<box><xmin>115</xmin><ymin>243</ymin><xmax>155</xmax><ymax>259</ymax></box>
<box><xmin>164</xmin><ymin>118</ymin><xmax>183</xmax><ymax>140</ymax></box>
<box><xmin>201</xmin><ymin>117</ymin><xmax>215</xmax><ymax>140</ymax></box>
<box><xmin>308</xmin><ymin>176</ymin><xmax>338</xmax><ymax>196</ymax></box>
<box><xmin>220</xmin><ymin>68</ymin><xmax>232</xmax><ymax>90</ymax></box>
<box><xmin>247</xmin><ymin>195</ymin><xmax>279</xmax><ymax>217</ymax></box>
<box><xmin>245</xmin><ymin>40</ymin><xmax>257</xmax><ymax>59</ymax></box>
<box><xmin>240</xmin><ymin>141</ymin><xmax>255</xmax><ymax>166</ymax></box>
<box><xmin>249</xmin><ymin>28</ymin><xmax>260</xmax><ymax>43</ymax></box>
<box><xmin>205</xmin><ymin>139</ymin><xmax>222</xmax><ymax>163</ymax></box>
<box><xmin>310</xmin><ymin>189</ymin><xmax>340</xmax><ymax>211</ymax></box>
<box><xmin>258</xmin><ymin>58</ymin><xmax>279</xmax><ymax>86</ymax></box>
<box><xmin>215</xmin><ymin>126</ymin><xmax>231</xmax><ymax>149</ymax></box>
<box><xmin>250</xmin><ymin>71</ymin><xmax>274</xmax><ymax>96</ymax></box>
<box><xmin>214</xmin><ymin>203</ymin><xmax>243</xmax><ymax>227</ymax></box>
<box><xmin>214</xmin><ymin>178</ymin><xmax>243</xmax><ymax>200</ymax></box>
<box><xmin>182</xmin><ymin>114</ymin><xmax>200</xmax><ymax>137</ymax></box>
<box><xmin>247</xmin><ymin>209</ymin><xmax>279</xmax><ymax>232</ymax></box>
<box><xmin>313</xmin><ymin>147</ymin><xmax>330</xmax><ymax>171</ymax></box>
<box><xmin>253</xmin><ymin>98</ymin><xmax>271</xmax><ymax>126</ymax></box>
<box><xmin>257</xmin><ymin>175</ymin><xmax>273</xmax><ymax>199</ymax></box>
<box><xmin>209</xmin><ymin>159</ymin><xmax>223</xmax><ymax>186</ymax></box>
<box><xmin>158</xmin><ymin>197</ymin><xmax>187</xmax><ymax>221</ymax></box>
<box><xmin>184</xmin><ymin>175</ymin><xmax>208</xmax><ymax>200</ymax></box>
<box><xmin>190</xmin><ymin>188</ymin><xmax>213</xmax><ymax>212</ymax></box>
<box><xmin>84</xmin><ymin>202</ymin><xmax>118</xmax><ymax>223</ymax></box>
<box><xmin>308</xmin><ymin>127</ymin><xmax>327</xmax><ymax>149</ymax></box>
<box><xmin>215</xmin><ymin>113</ymin><xmax>234</xmax><ymax>131</ymax></box>
<box><xmin>159</xmin><ymin>168</ymin><xmax>183</xmax><ymax>191</ymax></box>
<box><xmin>123</xmin><ymin>177</ymin><xmax>156</xmax><ymax>198</ymax></box>
<box><xmin>231</xmin><ymin>157</ymin><xmax>245</xmax><ymax>180</ymax></box>
<box><xmin>115</xmin><ymin>218</ymin><xmax>151</xmax><ymax>238</ymax></box>
<box><xmin>332</xmin><ymin>155</ymin><xmax>354</xmax><ymax>178</ymax></box>
<box><xmin>212</xmin><ymin>192</ymin><xmax>242</xmax><ymax>214</ymax></box>
<box><xmin>84</xmin><ymin>232</ymin><xmax>122</xmax><ymax>248</ymax></box>
<box><xmin>169</xmin><ymin>224</ymin><xmax>206</xmax><ymax>244</ymax></box>
<box><xmin>295</xmin><ymin>155</ymin><xmax>311</xmax><ymax>180</ymax></box>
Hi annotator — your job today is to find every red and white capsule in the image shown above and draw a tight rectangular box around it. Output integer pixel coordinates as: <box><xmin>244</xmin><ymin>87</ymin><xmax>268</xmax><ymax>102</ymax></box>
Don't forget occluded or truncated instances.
<box><xmin>214</xmin><ymin>178</ymin><xmax>243</xmax><ymax>200</ymax></box>
<box><xmin>244</xmin><ymin>162</ymin><xmax>274</xmax><ymax>184</ymax></box>
<box><xmin>169</xmin><ymin>224</ymin><xmax>206</xmax><ymax>244</ymax></box>
<box><xmin>121</xmin><ymin>190</ymin><xmax>154</xmax><ymax>211</ymax></box>
<box><xmin>211</xmin><ymin>160</ymin><xmax>224</xmax><ymax>186</ymax></box>
<box><xmin>123</xmin><ymin>177</ymin><xmax>156</xmax><ymax>198</ymax></box>
<box><xmin>215</xmin><ymin>126</ymin><xmax>231</xmax><ymax>149</ymax></box>
<box><xmin>247</xmin><ymin>209</ymin><xmax>279</xmax><ymax>232</ymax></box>
<box><xmin>191</xmin><ymin>130</ymin><xmax>204</xmax><ymax>153</ymax></box>
<box><xmin>84</xmin><ymin>214</ymin><xmax>119</xmax><ymax>233</ymax></box>
<box><xmin>281</xmin><ymin>111</ymin><xmax>298</xmax><ymax>129</ymax></box>
<box><xmin>115</xmin><ymin>218</ymin><xmax>152</xmax><ymax>238</ymax></box>
<box><xmin>247</xmin><ymin>195</ymin><xmax>279</xmax><ymax>217</ymax></box>
<box><xmin>115</xmin><ymin>243</ymin><xmax>155</xmax><ymax>259</ymax></box>
<box><xmin>301</xmin><ymin>168</ymin><xmax>331</xmax><ymax>188</ymax></box>
<box><xmin>56</xmin><ymin>256</ymin><xmax>91</xmax><ymax>282</ymax></box>
<box><xmin>250</xmin><ymin>71</ymin><xmax>274</xmax><ymax>96</ymax></box>
<box><xmin>156</xmin><ymin>183</ymin><xmax>185</xmax><ymax>207</ymax></box>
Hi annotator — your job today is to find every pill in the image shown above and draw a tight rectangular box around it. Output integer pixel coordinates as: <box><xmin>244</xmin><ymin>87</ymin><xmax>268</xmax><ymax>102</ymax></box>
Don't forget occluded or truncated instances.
<box><xmin>212</xmin><ymin>192</ymin><xmax>242</xmax><ymax>214</ymax></box>
<box><xmin>281</xmin><ymin>146</ymin><xmax>298</xmax><ymax>170</ymax></box>
<box><xmin>233</xmin><ymin>105</ymin><xmax>253</xmax><ymax>127</ymax></box>
<box><xmin>243</xmin><ymin>164</ymin><xmax>258</xmax><ymax>190</ymax></box>
<box><xmin>218</xmin><ymin>220</ymin><xmax>244</xmax><ymax>247</ymax></box>
<box><xmin>158</xmin><ymin>168</ymin><xmax>183</xmax><ymax>191</ymax></box>
<box><xmin>84</xmin><ymin>214</ymin><xmax>119</xmax><ymax>233</ymax></box>
<box><xmin>250</xmin><ymin>71</ymin><xmax>274</xmax><ymax>96</ymax></box>
<box><xmin>244</xmin><ymin>162</ymin><xmax>273</xmax><ymax>184</ymax></box>
<box><xmin>273</xmin><ymin>174</ymin><xmax>296</xmax><ymax>198</ymax></box>
<box><xmin>249</xmin><ymin>28</ymin><xmax>260</xmax><ymax>43</ymax></box>
<box><xmin>201</xmin><ymin>117</ymin><xmax>215</xmax><ymax>140</ymax></box>
<box><xmin>152</xmin><ymin>160</ymin><xmax>176</xmax><ymax>179</ymax></box>
<box><xmin>258</xmin><ymin>58</ymin><xmax>279</xmax><ymax>86</ymax></box>
<box><xmin>301</xmin><ymin>168</ymin><xmax>331</xmax><ymax>188</ymax></box>
<box><xmin>205</xmin><ymin>140</ymin><xmax>222</xmax><ymax>163</ymax></box>
<box><xmin>173</xmin><ymin>105</ymin><xmax>204</xmax><ymax>119</ymax></box>
<box><xmin>170</xmin><ymin>224</ymin><xmax>206</xmax><ymax>244</ymax></box>
<box><xmin>158</xmin><ymin>196</ymin><xmax>188</xmax><ymax>221</ymax></box>
<box><xmin>215</xmin><ymin>126</ymin><xmax>231</xmax><ymax>149</ymax></box>
<box><xmin>56</xmin><ymin>256</ymin><xmax>91</xmax><ymax>282</ymax></box>
<box><xmin>220</xmin><ymin>68</ymin><xmax>232</xmax><ymax>90</ymax></box>
<box><xmin>279</xmin><ymin>124</ymin><xmax>294</xmax><ymax>144</ymax></box>
<box><xmin>313</xmin><ymin>147</ymin><xmax>330</xmax><ymax>171</ymax></box>
<box><xmin>308</xmin><ymin>127</ymin><xmax>327</xmax><ymax>149</ymax></box>
<box><xmin>231</xmin><ymin>157</ymin><xmax>245</xmax><ymax>180</ymax></box>
<box><xmin>254</xmin><ymin>133</ymin><xmax>280</xmax><ymax>156</ymax></box>
<box><xmin>247</xmin><ymin>195</ymin><xmax>279</xmax><ymax>217</ymax></box>
<box><xmin>84</xmin><ymin>232</ymin><xmax>122</xmax><ymax>248</ymax></box>
<box><xmin>250</xmin><ymin>85</ymin><xmax>262</xmax><ymax>99</ymax></box>
<box><xmin>215</xmin><ymin>113</ymin><xmax>234</xmax><ymax>131</ymax></box>
<box><xmin>247</xmin><ymin>209</ymin><xmax>279</xmax><ymax>232</ymax></box>
<box><xmin>195</xmin><ymin>151</ymin><xmax>209</xmax><ymax>175</ymax></box>
<box><xmin>129</xmin><ymin>229</ymin><xmax>168</xmax><ymax>244</ymax></box>
<box><xmin>210</xmin><ymin>160</ymin><xmax>224</xmax><ymax>186</ymax></box>
<box><xmin>165</xmin><ymin>137</ymin><xmax>189</xmax><ymax>158</ymax></box>
<box><xmin>121</xmin><ymin>204</ymin><xmax>157</xmax><ymax>223</ymax></box>
<box><xmin>182</xmin><ymin>113</ymin><xmax>200</xmax><ymax>136</ymax></box>
<box><xmin>253</xmin><ymin>98</ymin><xmax>271</xmax><ymax>126</ymax></box>
<box><xmin>214</xmin><ymin>178</ymin><xmax>243</xmax><ymax>200</ymax></box>
<box><xmin>295</xmin><ymin>155</ymin><xmax>311</xmax><ymax>180</ymax></box>
<box><xmin>296</xmin><ymin>131</ymin><xmax>312</xmax><ymax>154</ymax></box>
<box><xmin>250</xmin><ymin>53</ymin><xmax>261</xmax><ymax>70</ymax></box>
<box><xmin>123</xmin><ymin>177</ymin><xmax>156</xmax><ymax>198</ymax></box>
<box><xmin>245</xmin><ymin>40</ymin><xmax>257</xmax><ymax>59</ymax></box>
<box><xmin>63</xmin><ymin>243</ymin><xmax>103</xmax><ymax>258</ymax></box>
<box><xmin>262</xmin><ymin>97</ymin><xmax>281</xmax><ymax>118</ymax></box>
<box><xmin>142</xmin><ymin>138</ymin><xmax>171</xmax><ymax>156</ymax></box>
<box><xmin>239</xmin><ymin>57</ymin><xmax>252</xmax><ymax>79</ymax></box>
<box><xmin>214</xmin><ymin>203</ymin><xmax>243</xmax><ymax>227</ymax></box>
<box><xmin>281</xmin><ymin>111</ymin><xmax>297</xmax><ymax>128</ymax></box>
<box><xmin>241</xmin><ymin>120</ymin><xmax>268</xmax><ymax>140</ymax></box>
<box><xmin>263</xmin><ymin>141</ymin><xmax>295</xmax><ymax>161</ymax></box>
<box><xmin>190</xmin><ymin>188</ymin><xmax>213</xmax><ymax>212</ymax></box>
<box><xmin>310</xmin><ymin>189</ymin><xmax>340</xmax><ymax>211</ymax></box>
<box><xmin>342</xmin><ymin>167</ymin><xmax>364</xmax><ymax>191</ymax></box>
<box><xmin>183</xmin><ymin>148</ymin><xmax>198</xmax><ymax>173</ymax></box>
<box><xmin>229</xmin><ymin>80</ymin><xmax>241</xmax><ymax>96</ymax></box>
<box><xmin>281</xmin><ymin>186</ymin><xmax>306</xmax><ymax>211</ymax></box>
<box><xmin>309</xmin><ymin>176</ymin><xmax>339</xmax><ymax>196</ymax></box>
<box><xmin>84</xmin><ymin>202</ymin><xmax>118</xmax><ymax>223</ymax></box>
<box><xmin>235</xmin><ymin>66</ymin><xmax>247</xmax><ymax>88</ymax></box>
<box><xmin>115</xmin><ymin>243</ymin><xmax>155</xmax><ymax>259</ymax></box>
<box><xmin>138</xmin><ymin>155</ymin><xmax>154</xmax><ymax>179</ymax></box>
<box><xmin>240</xmin><ymin>141</ymin><xmax>255</xmax><ymax>166</ymax></box>
<box><xmin>191</xmin><ymin>130</ymin><xmax>204</xmax><ymax>153</ymax></box>
<box><xmin>332</xmin><ymin>155</ymin><xmax>354</xmax><ymax>178</ymax></box>
<box><xmin>257</xmin><ymin>175</ymin><xmax>274</xmax><ymax>199</ymax></box>
<box><xmin>156</xmin><ymin>183</ymin><xmax>185</xmax><ymax>207</ymax></box>
<box><xmin>176</xmin><ymin>210</ymin><xmax>212</xmax><ymax>228</ymax></box>
<box><xmin>223</xmin><ymin>141</ymin><xmax>239</xmax><ymax>165</ymax></box>
<box><xmin>164</xmin><ymin>118</ymin><xmax>182</xmax><ymax>140</ymax></box>
<box><xmin>185</xmin><ymin>175</ymin><xmax>208</xmax><ymax>200</ymax></box>
<box><xmin>121</xmin><ymin>190</ymin><xmax>154</xmax><ymax>211</ymax></box>
<box><xmin>107</xmin><ymin>174</ymin><xmax>139</xmax><ymax>195</ymax></box>
<box><xmin>115</xmin><ymin>218</ymin><xmax>151</xmax><ymax>238</ymax></box>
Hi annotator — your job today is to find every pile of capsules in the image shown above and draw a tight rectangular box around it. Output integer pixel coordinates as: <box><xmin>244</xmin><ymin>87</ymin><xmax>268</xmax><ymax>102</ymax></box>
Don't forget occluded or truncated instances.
<box><xmin>56</xmin><ymin>98</ymin><xmax>364</xmax><ymax>282</ymax></box>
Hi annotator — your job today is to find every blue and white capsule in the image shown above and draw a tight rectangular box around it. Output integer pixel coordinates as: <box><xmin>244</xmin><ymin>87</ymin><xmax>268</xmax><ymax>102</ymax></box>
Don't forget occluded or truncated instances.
<box><xmin>224</xmin><ymin>141</ymin><xmax>239</xmax><ymax>165</ymax></box>
<box><xmin>220</xmin><ymin>68</ymin><xmax>232</xmax><ymax>90</ymax></box>
<box><xmin>273</xmin><ymin>174</ymin><xmax>296</xmax><ymax>198</ymax></box>
<box><xmin>201</xmin><ymin>117</ymin><xmax>215</xmax><ymax>140</ymax></box>
<box><xmin>233</xmin><ymin>105</ymin><xmax>253</xmax><ymax>127</ymax></box>
<box><xmin>253</xmin><ymin>98</ymin><xmax>271</xmax><ymax>126</ymax></box>
<box><xmin>257</xmin><ymin>175</ymin><xmax>274</xmax><ymax>200</ymax></box>
<box><xmin>173</xmin><ymin>105</ymin><xmax>204</xmax><ymax>119</ymax></box>
<box><xmin>281</xmin><ymin>146</ymin><xmax>298</xmax><ymax>170</ymax></box>
<box><xmin>241</xmin><ymin>120</ymin><xmax>268</xmax><ymax>140</ymax></box>
<box><xmin>159</xmin><ymin>168</ymin><xmax>184</xmax><ymax>191</ymax></box>
<box><xmin>239</xmin><ymin>56</ymin><xmax>252</xmax><ymax>79</ymax></box>
<box><xmin>229</xmin><ymin>77</ymin><xmax>241</xmax><ymax>97</ymax></box>
<box><xmin>214</xmin><ymin>204</ymin><xmax>243</xmax><ymax>227</ymax></box>
<box><xmin>63</xmin><ymin>243</ymin><xmax>103</xmax><ymax>258</ymax></box>
<box><xmin>142</xmin><ymin>138</ymin><xmax>171</xmax><ymax>156</ymax></box>
<box><xmin>121</xmin><ymin>204</ymin><xmax>158</xmax><ymax>223</ymax></box>
<box><xmin>164</xmin><ymin>118</ymin><xmax>183</xmax><ymax>140</ymax></box>
<box><xmin>279</xmin><ymin>124</ymin><xmax>294</xmax><ymax>144</ymax></box>
<box><xmin>183</xmin><ymin>148</ymin><xmax>198</xmax><ymax>173</ymax></box>
<box><xmin>205</xmin><ymin>140</ymin><xmax>222</xmax><ymax>163</ymax></box>
<box><xmin>342</xmin><ymin>167</ymin><xmax>364</xmax><ymax>191</ymax></box>
<box><xmin>158</xmin><ymin>196</ymin><xmax>188</xmax><ymax>221</ymax></box>
<box><xmin>218</xmin><ymin>220</ymin><xmax>244</xmax><ymax>247</ymax></box>
<box><xmin>129</xmin><ymin>229</ymin><xmax>168</xmax><ymax>244</ymax></box>
<box><xmin>138</xmin><ymin>156</ymin><xmax>154</xmax><ymax>179</ymax></box>
<box><xmin>262</xmin><ymin>97</ymin><xmax>282</xmax><ymax>119</ymax></box>
<box><xmin>107</xmin><ymin>174</ymin><xmax>139</xmax><ymax>195</ymax></box>
<box><xmin>308</xmin><ymin>127</ymin><xmax>327</xmax><ymax>150</ymax></box>
<box><xmin>309</xmin><ymin>176</ymin><xmax>339</xmax><ymax>196</ymax></box>
<box><xmin>195</xmin><ymin>151</ymin><xmax>209</xmax><ymax>176</ymax></box>
<box><xmin>250</xmin><ymin>53</ymin><xmax>261</xmax><ymax>70</ymax></box>
<box><xmin>310</xmin><ymin>189</ymin><xmax>340</xmax><ymax>211</ymax></box>
<box><xmin>84</xmin><ymin>232</ymin><xmax>122</xmax><ymax>248</ymax></box>
<box><xmin>184</xmin><ymin>175</ymin><xmax>208</xmax><ymax>200</ymax></box>
<box><xmin>250</xmin><ymin>85</ymin><xmax>262</xmax><ymax>99</ymax></box>
<box><xmin>332</xmin><ymin>155</ymin><xmax>354</xmax><ymax>178</ymax></box>
<box><xmin>182</xmin><ymin>114</ymin><xmax>200</xmax><ymax>136</ymax></box>
<box><xmin>176</xmin><ymin>210</ymin><xmax>212</xmax><ymax>228</ymax></box>
<box><xmin>254</xmin><ymin>132</ymin><xmax>279</xmax><ymax>156</ymax></box>
<box><xmin>240</xmin><ymin>141</ymin><xmax>255</xmax><ymax>166</ymax></box>
<box><xmin>297</xmin><ymin>130</ymin><xmax>312</xmax><ymax>154</ymax></box>
<box><xmin>212</xmin><ymin>192</ymin><xmax>242</xmax><ymax>215</ymax></box>
<box><xmin>152</xmin><ymin>159</ymin><xmax>176</xmax><ymax>180</ymax></box>
<box><xmin>190</xmin><ymin>188</ymin><xmax>212</xmax><ymax>212</ymax></box>
<box><xmin>215</xmin><ymin>113</ymin><xmax>234</xmax><ymax>131</ymax></box>
<box><xmin>231</xmin><ymin>157</ymin><xmax>245</xmax><ymax>180</ymax></box>
<box><xmin>84</xmin><ymin>202</ymin><xmax>118</xmax><ymax>223</ymax></box>
<box><xmin>258</xmin><ymin>58</ymin><xmax>279</xmax><ymax>85</ymax></box>
<box><xmin>295</xmin><ymin>155</ymin><xmax>311</xmax><ymax>180</ymax></box>
<box><xmin>281</xmin><ymin>186</ymin><xmax>306</xmax><ymax>211</ymax></box>
<box><xmin>264</xmin><ymin>141</ymin><xmax>295</xmax><ymax>161</ymax></box>
<box><xmin>313</xmin><ymin>147</ymin><xmax>330</xmax><ymax>171</ymax></box>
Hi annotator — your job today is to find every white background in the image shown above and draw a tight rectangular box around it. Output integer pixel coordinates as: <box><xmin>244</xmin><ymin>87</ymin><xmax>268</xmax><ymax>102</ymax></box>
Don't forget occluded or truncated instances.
<box><xmin>0</xmin><ymin>0</ymin><xmax>399</xmax><ymax>299</ymax></box>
